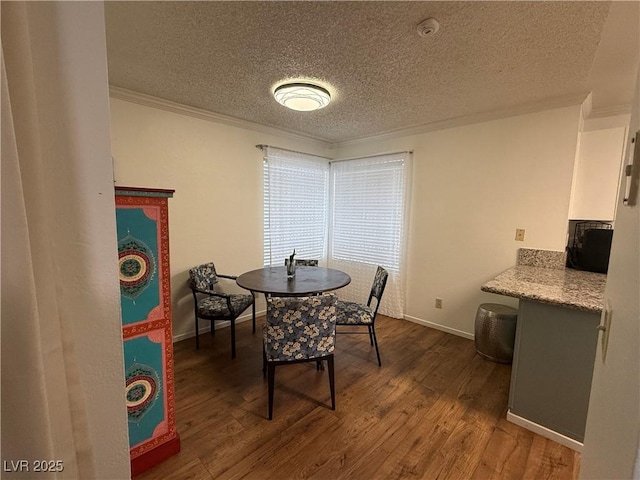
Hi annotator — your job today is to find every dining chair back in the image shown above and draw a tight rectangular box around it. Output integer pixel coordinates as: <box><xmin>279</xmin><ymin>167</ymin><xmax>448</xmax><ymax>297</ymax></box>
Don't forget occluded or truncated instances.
<box><xmin>263</xmin><ymin>293</ymin><xmax>337</xmax><ymax>420</ymax></box>
<box><xmin>282</xmin><ymin>259</ymin><xmax>319</xmax><ymax>267</ymax></box>
<box><xmin>336</xmin><ymin>266</ymin><xmax>388</xmax><ymax>366</ymax></box>
<box><xmin>188</xmin><ymin>262</ymin><xmax>255</xmax><ymax>358</ymax></box>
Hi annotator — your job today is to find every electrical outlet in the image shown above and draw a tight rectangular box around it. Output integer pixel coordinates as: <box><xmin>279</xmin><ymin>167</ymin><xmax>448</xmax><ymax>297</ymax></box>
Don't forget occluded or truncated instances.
<box><xmin>435</xmin><ymin>298</ymin><xmax>443</xmax><ymax>309</ymax></box>
<box><xmin>515</xmin><ymin>229</ymin><xmax>525</xmax><ymax>241</ymax></box>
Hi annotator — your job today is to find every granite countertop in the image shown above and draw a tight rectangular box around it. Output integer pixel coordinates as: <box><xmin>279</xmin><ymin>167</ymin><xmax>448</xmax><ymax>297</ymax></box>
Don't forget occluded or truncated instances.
<box><xmin>481</xmin><ymin>265</ymin><xmax>607</xmax><ymax>313</ymax></box>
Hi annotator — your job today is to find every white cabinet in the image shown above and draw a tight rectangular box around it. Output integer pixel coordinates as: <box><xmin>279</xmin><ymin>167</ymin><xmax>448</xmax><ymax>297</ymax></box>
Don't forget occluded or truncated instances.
<box><xmin>569</xmin><ymin>127</ymin><xmax>626</xmax><ymax>221</ymax></box>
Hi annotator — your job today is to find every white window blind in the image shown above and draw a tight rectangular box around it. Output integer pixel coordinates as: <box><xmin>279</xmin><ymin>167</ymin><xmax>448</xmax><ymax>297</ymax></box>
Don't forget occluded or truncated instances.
<box><xmin>330</xmin><ymin>154</ymin><xmax>407</xmax><ymax>271</ymax></box>
<box><xmin>328</xmin><ymin>152</ymin><xmax>411</xmax><ymax>318</ymax></box>
<box><xmin>263</xmin><ymin>146</ymin><xmax>329</xmax><ymax>266</ymax></box>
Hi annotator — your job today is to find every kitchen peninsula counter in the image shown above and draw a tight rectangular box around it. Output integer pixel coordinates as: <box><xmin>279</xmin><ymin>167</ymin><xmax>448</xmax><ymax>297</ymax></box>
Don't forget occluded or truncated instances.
<box><xmin>481</xmin><ymin>249</ymin><xmax>606</xmax><ymax>451</ymax></box>
<box><xmin>481</xmin><ymin>264</ymin><xmax>606</xmax><ymax>313</ymax></box>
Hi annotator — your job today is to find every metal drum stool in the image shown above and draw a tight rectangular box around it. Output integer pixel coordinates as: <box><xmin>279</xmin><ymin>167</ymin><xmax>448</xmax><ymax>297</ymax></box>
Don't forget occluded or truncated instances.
<box><xmin>474</xmin><ymin>303</ymin><xmax>518</xmax><ymax>364</ymax></box>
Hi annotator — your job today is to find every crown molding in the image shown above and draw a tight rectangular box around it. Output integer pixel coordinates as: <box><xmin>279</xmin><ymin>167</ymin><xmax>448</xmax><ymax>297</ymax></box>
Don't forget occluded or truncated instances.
<box><xmin>587</xmin><ymin>103</ymin><xmax>632</xmax><ymax>119</ymax></box>
<box><xmin>108</xmin><ymin>86</ymin><xmax>331</xmax><ymax>147</ymax></box>
<box><xmin>110</xmin><ymin>86</ymin><xmax>623</xmax><ymax>149</ymax></box>
<box><xmin>335</xmin><ymin>93</ymin><xmax>591</xmax><ymax>147</ymax></box>
<box><xmin>580</xmin><ymin>93</ymin><xmax>593</xmax><ymax>121</ymax></box>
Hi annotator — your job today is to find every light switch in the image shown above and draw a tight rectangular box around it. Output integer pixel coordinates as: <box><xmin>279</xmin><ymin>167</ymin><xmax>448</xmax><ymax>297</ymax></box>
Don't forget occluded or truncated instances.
<box><xmin>515</xmin><ymin>229</ymin><xmax>525</xmax><ymax>241</ymax></box>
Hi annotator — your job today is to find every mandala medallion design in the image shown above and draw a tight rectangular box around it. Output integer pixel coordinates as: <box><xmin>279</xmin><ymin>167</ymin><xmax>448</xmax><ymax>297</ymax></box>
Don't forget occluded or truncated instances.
<box><xmin>125</xmin><ymin>363</ymin><xmax>160</xmax><ymax>422</ymax></box>
<box><xmin>118</xmin><ymin>235</ymin><xmax>156</xmax><ymax>300</ymax></box>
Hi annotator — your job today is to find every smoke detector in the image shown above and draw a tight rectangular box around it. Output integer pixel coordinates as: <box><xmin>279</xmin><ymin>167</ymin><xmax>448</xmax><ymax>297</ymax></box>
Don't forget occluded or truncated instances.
<box><xmin>417</xmin><ymin>18</ymin><xmax>440</xmax><ymax>37</ymax></box>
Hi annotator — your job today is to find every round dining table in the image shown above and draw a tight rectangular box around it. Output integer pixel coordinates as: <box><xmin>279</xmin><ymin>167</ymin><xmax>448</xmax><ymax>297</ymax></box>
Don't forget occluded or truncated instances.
<box><xmin>236</xmin><ymin>266</ymin><xmax>351</xmax><ymax>296</ymax></box>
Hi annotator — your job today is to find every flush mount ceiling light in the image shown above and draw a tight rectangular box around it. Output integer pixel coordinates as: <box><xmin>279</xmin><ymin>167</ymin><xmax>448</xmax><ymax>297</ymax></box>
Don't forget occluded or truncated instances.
<box><xmin>273</xmin><ymin>83</ymin><xmax>331</xmax><ymax>111</ymax></box>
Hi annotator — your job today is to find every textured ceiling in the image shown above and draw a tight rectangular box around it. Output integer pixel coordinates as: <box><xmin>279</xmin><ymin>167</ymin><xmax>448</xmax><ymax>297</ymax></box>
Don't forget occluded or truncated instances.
<box><xmin>104</xmin><ymin>1</ymin><xmax>638</xmax><ymax>143</ymax></box>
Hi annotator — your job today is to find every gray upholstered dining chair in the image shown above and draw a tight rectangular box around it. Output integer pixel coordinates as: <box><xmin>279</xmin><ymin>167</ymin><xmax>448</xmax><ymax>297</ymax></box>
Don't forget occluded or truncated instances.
<box><xmin>263</xmin><ymin>293</ymin><xmax>337</xmax><ymax>420</ymax></box>
<box><xmin>336</xmin><ymin>266</ymin><xmax>389</xmax><ymax>366</ymax></box>
<box><xmin>188</xmin><ymin>262</ymin><xmax>255</xmax><ymax>359</ymax></box>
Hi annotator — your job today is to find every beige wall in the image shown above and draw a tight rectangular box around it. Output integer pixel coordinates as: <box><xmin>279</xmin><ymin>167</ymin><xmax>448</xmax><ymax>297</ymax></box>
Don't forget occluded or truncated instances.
<box><xmin>112</xmin><ymin>99</ymin><xmax>581</xmax><ymax>340</ymax></box>
<box><xmin>336</xmin><ymin>106</ymin><xmax>581</xmax><ymax>336</ymax></box>
<box><xmin>109</xmin><ymin>98</ymin><xmax>332</xmax><ymax>339</ymax></box>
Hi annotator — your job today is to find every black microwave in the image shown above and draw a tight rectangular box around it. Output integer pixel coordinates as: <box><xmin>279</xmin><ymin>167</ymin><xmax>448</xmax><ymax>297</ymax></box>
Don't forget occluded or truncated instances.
<box><xmin>567</xmin><ymin>228</ymin><xmax>613</xmax><ymax>274</ymax></box>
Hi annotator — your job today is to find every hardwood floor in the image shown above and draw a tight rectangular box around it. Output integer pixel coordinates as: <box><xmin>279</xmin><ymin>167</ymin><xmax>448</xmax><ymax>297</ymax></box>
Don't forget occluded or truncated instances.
<box><xmin>136</xmin><ymin>315</ymin><xmax>580</xmax><ymax>480</ymax></box>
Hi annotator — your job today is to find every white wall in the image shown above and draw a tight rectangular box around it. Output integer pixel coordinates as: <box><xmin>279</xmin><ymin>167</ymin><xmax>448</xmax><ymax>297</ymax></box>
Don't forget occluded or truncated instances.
<box><xmin>336</xmin><ymin>106</ymin><xmax>581</xmax><ymax>337</ymax></box>
<box><xmin>112</xmin><ymin>100</ymin><xmax>581</xmax><ymax>340</ymax></box>
<box><xmin>109</xmin><ymin>98</ymin><xmax>332</xmax><ymax>339</ymax></box>
<box><xmin>580</xmin><ymin>66</ymin><xmax>640</xmax><ymax>480</ymax></box>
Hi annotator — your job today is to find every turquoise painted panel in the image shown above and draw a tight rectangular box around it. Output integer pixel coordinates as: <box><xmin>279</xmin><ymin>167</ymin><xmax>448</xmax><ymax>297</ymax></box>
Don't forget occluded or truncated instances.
<box><xmin>124</xmin><ymin>334</ymin><xmax>165</xmax><ymax>448</ymax></box>
<box><xmin>116</xmin><ymin>208</ymin><xmax>160</xmax><ymax>324</ymax></box>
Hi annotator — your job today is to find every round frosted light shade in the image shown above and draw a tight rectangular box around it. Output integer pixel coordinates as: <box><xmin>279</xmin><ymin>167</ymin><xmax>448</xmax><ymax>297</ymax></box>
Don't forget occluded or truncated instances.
<box><xmin>274</xmin><ymin>83</ymin><xmax>331</xmax><ymax>111</ymax></box>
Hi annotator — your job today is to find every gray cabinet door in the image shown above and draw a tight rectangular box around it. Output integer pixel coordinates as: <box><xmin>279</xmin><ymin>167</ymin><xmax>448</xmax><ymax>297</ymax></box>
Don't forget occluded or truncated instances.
<box><xmin>509</xmin><ymin>300</ymin><xmax>599</xmax><ymax>442</ymax></box>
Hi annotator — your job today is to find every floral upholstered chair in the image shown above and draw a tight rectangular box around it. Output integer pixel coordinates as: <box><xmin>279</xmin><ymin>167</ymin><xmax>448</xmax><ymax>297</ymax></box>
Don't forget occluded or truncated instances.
<box><xmin>263</xmin><ymin>293</ymin><xmax>337</xmax><ymax>420</ymax></box>
<box><xmin>295</xmin><ymin>259</ymin><xmax>319</xmax><ymax>267</ymax></box>
<box><xmin>282</xmin><ymin>259</ymin><xmax>319</xmax><ymax>267</ymax></box>
<box><xmin>188</xmin><ymin>262</ymin><xmax>255</xmax><ymax>359</ymax></box>
<box><xmin>336</xmin><ymin>266</ymin><xmax>388</xmax><ymax>366</ymax></box>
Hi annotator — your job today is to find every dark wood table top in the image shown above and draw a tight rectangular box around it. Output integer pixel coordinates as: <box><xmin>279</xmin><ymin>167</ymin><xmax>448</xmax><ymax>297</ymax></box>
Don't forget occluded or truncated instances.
<box><xmin>236</xmin><ymin>266</ymin><xmax>351</xmax><ymax>296</ymax></box>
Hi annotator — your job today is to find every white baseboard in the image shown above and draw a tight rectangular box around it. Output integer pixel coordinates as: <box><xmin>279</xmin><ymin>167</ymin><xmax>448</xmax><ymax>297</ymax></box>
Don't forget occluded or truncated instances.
<box><xmin>403</xmin><ymin>315</ymin><xmax>474</xmax><ymax>340</ymax></box>
<box><xmin>172</xmin><ymin>309</ymin><xmax>266</xmax><ymax>343</ymax></box>
<box><xmin>175</xmin><ymin>312</ymin><xmax>473</xmax><ymax>342</ymax></box>
<box><xmin>506</xmin><ymin>410</ymin><xmax>583</xmax><ymax>452</ymax></box>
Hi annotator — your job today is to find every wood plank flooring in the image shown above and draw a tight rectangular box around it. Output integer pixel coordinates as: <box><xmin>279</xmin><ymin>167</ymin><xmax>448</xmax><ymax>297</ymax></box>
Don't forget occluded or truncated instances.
<box><xmin>136</xmin><ymin>315</ymin><xmax>580</xmax><ymax>480</ymax></box>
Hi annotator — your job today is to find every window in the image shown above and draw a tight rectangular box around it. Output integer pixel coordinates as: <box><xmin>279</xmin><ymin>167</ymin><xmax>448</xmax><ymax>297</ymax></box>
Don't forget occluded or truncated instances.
<box><xmin>262</xmin><ymin>146</ymin><xmax>329</xmax><ymax>266</ymax></box>
<box><xmin>329</xmin><ymin>154</ymin><xmax>407</xmax><ymax>271</ymax></box>
<box><xmin>328</xmin><ymin>153</ymin><xmax>411</xmax><ymax>318</ymax></box>
<box><xmin>262</xmin><ymin>146</ymin><xmax>411</xmax><ymax>318</ymax></box>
